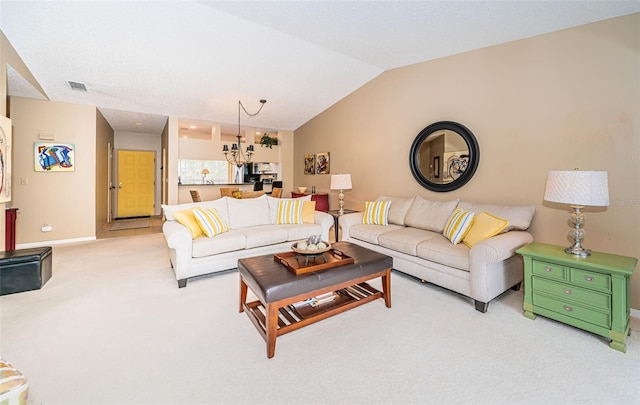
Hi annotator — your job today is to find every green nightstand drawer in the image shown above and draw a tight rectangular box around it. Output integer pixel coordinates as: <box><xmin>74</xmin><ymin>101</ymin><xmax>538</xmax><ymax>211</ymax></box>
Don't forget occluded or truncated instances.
<box><xmin>532</xmin><ymin>277</ymin><xmax>610</xmax><ymax>310</ymax></box>
<box><xmin>533</xmin><ymin>292</ymin><xmax>611</xmax><ymax>328</ymax></box>
<box><xmin>569</xmin><ymin>268</ymin><xmax>611</xmax><ymax>293</ymax></box>
<box><xmin>532</xmin><ymin>260</ymin><xmax>566</xmax><ymax>281</ymax></box>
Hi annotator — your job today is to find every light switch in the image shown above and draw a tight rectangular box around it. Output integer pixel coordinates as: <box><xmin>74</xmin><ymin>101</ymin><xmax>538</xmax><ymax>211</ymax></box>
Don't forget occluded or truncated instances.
<box><xmin>20</xmin><ymin>178</ymin><xmax>28</xmax><ymax>185</ymax></box>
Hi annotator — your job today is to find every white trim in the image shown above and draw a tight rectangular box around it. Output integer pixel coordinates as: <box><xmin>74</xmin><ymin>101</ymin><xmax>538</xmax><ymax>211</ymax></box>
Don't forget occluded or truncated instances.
<box><xmin>631</xmin><ymin>308</ymin><xmax>640</xmax><ymax>320</ymax></box>
<box><xmin>16</xmin><ymin>236</ymin><xmax>96</xmax><ymax>249</ymax></box>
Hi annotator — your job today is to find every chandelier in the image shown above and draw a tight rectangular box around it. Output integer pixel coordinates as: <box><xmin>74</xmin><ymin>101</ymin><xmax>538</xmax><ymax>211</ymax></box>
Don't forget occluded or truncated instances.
<box><xmin>222</xmin><ymin>99</ymin><xmax>267</xmax><ymax>167</ymax></box>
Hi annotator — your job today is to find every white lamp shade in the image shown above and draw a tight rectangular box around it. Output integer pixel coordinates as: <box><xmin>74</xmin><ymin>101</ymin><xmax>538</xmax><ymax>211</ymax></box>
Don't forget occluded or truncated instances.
<box><xmin>543</xmin><ymin>170</ymin><xmax>609</xmax><ymax>206</ymax></box>
<box><xmin>330</xmin><ymin>174</ymin><xmax>352</xmax><ymax>190</ymax></box>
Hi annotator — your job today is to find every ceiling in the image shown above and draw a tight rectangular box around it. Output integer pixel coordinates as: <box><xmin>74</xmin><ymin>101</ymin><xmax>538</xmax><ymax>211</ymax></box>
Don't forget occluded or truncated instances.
<box><xmin>2</xmin><ymin>1</ymin><xmax>639</xmax><ymax>135</ymax></box>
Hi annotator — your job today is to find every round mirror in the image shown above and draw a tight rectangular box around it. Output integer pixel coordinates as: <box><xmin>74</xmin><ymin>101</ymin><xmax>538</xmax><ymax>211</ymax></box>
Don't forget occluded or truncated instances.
<box><xmin>409</xmin><ymin>121</ymin><xmax>479</xmax><ymax>192</ymax></box>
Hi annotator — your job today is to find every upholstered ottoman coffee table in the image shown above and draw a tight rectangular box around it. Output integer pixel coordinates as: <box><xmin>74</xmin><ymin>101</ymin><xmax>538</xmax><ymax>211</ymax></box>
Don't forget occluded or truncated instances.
<box><xmin>238</xmin><ymin>241</ymin><xmax>392</xmax><ymax>358</ymax></box>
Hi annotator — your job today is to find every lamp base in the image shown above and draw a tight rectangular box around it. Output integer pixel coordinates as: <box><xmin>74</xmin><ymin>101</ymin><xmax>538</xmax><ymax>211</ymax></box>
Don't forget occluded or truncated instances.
<box><xmin>565</xmin><ymin>245</ymin><xmax>591</xmax><ymax>257</ymax></box>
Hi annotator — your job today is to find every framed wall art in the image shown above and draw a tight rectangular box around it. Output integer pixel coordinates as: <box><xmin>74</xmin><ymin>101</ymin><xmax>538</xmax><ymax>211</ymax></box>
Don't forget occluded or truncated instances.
<box><xmin>0</xmin><ymin>115</ymin><xmax>12</xmax><ymax>203</ymax></box>
<box><xmin>304</xmin><ymin>154</ymin><xmax>315</xmax><ymax>175</ymax></box>
<box><xmin>316</xmin><ymin>152</ymin><xmax>330</xmax><ymax>174</ymax></box>
<box><xmin>35</xmin><ymin>142</ymin><xmax>75</xmax><ymax>172</ymax></box>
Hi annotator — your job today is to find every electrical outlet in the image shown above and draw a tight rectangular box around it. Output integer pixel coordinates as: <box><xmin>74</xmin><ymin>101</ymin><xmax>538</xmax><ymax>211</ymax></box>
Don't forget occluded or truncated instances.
<box><xmin>41</xmin><ymin>225</ymin><xmax>52</xmax><ymax>232</ymax></box>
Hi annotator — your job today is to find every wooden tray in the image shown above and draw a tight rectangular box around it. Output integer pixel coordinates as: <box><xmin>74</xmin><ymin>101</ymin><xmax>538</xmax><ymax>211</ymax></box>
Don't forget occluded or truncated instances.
<box><xmin>274</xmin><ymin>248</ymin><xmax>355</xmax><ymax>275</ymax></box>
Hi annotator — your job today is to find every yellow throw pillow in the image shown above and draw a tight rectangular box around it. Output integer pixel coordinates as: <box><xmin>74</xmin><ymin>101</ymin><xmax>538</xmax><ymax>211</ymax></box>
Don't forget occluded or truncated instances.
<box><xmin>193</xmin><ymin>207</ymin><xmax>229</xmax><ymax>238</ymax></box>
<box><xmin>443</xmin><ymin>208</ymin><xmax>475</xmax><ymax>245</ymax></box>
<box><xmin>302</xmin><ymin>201</ymin><xmax>316</xmax><ymax>224</ymax></box>
<box><xmin>172</xmin><ymin>209</ymin><xmax>204</xmax><ymax>239</ymax></box>
<box><xmin>363</xmin><ymin>201</ymin><xmax>391</xmax><ymax>225</ymax></box>
<box><xmin>462</xmin><ymin>212</ymin><xmax>509</xmax><ymax>248</ymax></box>
<box><xmin>277</xmin><ymin>200</ymin><xmax>303</xmax><ymax>224</ymax></box>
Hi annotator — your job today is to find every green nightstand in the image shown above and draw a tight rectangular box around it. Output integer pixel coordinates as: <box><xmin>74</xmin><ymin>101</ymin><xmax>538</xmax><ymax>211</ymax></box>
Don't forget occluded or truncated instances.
<box><xmin>517</xmin><ymin>242</ymin><xmax>637</xmax><ymax>353</ymax></box>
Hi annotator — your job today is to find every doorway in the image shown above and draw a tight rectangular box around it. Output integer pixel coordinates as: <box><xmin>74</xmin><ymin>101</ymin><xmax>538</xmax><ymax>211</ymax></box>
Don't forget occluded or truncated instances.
<box><xmin>115</xmin><ymin>150</ymin><xmax>155</xmax><ymax>218</ymax></box>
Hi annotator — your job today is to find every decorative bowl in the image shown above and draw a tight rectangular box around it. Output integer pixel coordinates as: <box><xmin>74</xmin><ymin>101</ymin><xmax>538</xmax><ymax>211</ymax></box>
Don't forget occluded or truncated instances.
<box><xmin>291</xmin><ymin>241</ymin><xmax>331</xmax><ymax>255</ymax></box>
<box><xmin>297</xmin><ymin>187</ymin><xmax>307</xmax><ymax>193</ymax></box>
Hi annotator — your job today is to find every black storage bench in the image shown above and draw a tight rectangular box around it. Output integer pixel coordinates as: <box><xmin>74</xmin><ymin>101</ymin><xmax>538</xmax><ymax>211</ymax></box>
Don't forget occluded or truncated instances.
<box><xmin>0</xmin><ymin>247</ymin><xmax>52</xmax><ymax>296</ymax></box>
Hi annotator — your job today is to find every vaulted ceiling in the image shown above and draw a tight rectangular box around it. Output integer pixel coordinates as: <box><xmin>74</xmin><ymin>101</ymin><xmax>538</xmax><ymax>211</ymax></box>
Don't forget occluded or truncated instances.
<box><xmin>2</xmin><ymin>1</ymin><xmax>638</xmax><ymax>135</ymax></box>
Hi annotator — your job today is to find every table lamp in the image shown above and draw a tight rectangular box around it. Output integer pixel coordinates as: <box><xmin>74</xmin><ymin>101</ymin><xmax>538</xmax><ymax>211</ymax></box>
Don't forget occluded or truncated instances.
<box><xmin>330</xmin><ymin>174</ymin><xmax>352</xmax><ymax>215</ymax></box>
<box><xmin>201</xmin><ymin>168</ymin><xmax>210</xmax><ymax>184</ymax></box>
<box><xmin>543</xmin><ymin>169</ymin><xmax>609</xmax><ymax>257</ymax></box>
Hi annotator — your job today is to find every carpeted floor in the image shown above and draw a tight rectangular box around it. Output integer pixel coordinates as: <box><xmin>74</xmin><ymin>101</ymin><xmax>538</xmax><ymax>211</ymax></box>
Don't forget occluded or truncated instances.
<box><xmin>0</xmin><ymin>233</ymin><xmax>638</xmax><ymax>404</ymax></box>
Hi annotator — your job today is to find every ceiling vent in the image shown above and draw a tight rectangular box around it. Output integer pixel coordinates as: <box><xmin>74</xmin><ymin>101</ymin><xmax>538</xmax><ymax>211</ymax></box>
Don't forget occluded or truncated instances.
<box><xmin>67</xmin><ymin>81</ymin><xmax>87</xmax><ymax>92</ymax></box>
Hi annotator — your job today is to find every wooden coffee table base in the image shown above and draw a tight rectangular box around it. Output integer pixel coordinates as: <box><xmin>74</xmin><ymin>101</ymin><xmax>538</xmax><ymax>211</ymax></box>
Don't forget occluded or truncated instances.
<box><xmin>239</xmin><ymin>268</ymin><xmax>391</xmax><ymax>358</ymax></box>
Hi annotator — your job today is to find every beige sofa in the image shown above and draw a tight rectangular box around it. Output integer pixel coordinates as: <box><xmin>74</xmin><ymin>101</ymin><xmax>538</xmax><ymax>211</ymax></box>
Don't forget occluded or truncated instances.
<box><xmin>162</xmin><ymin>195</ymin><xmax>334</xmax><ymax>288</ymax></box>
<box><xmin>339</xmin><ymin>196</ymin><xmax>535</xmax><ymax>312</ymax></box>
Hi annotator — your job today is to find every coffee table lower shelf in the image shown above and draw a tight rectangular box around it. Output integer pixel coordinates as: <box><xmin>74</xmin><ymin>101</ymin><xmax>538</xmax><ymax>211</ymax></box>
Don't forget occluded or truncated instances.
<box><xmin>242</xmin><ymin>281</ymin><xmax>387</xmax><ymax>357</ymax></box>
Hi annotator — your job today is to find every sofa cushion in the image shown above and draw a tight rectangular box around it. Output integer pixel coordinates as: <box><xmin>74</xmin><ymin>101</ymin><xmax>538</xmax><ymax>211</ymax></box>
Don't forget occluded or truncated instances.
<box><xmin>363</xmin><ymin>201</ymin><xmax>391</xmax><ymax>225</ymax></box>
<box><xmin>443</xmin><ymin>208</ymin><xmax>475</xmax><ymax>245</ymax></box>
<box><xmin>162</xmin><ymin>198</ymin><xmax>230</xmax><ymax>224</ymax></box>
<box><xmin>378</xmin><ymin>227</ymin><xmax>441</xmax><ymax>256</ymax></box>
<box><xmin>172</xmin><ymin>209</ymin><xmax>204</xmax><ymax>239</ymax></box>
<box><xmin>279</xmin><ymin>223</ymin><xmax>323</xmax><ymax>242</ymax></box>
<box><xmin>267</xmin><ymin>195</ymin><xmax>311</xmax><ymax>224</ymax></box>
<box><xmin>192</xmin><ymin>230</ymin><xmax>247</xmax><ymax>257</ymax></box>
<box><xmin>462</xmin><ymin>212</ymin><xmax>509</xmax><ymax>248</ymax></box>
<box><xmin>417</xmin><ymin>236</ymin><xmax>471</xmax><ymax>271</ymax></box>
<box><xmin>376</xmin><ymin>196</ymin><xmax>415</xmax><ymax>226</ymax></box>
<box><xmin>236</xmin><ymin>225</ymin><xmax>288</xmax><ymax>249</ymax></box>
<box><xmin>227</xmin><ymin>195</ymin><xmax>271</xmax><ymax>229</ymax></box>
<box><xmin>404</xmin><ymin>196</ymin><xmax>459</xmax><ymax>233</ymax></box>
<box><xmin>348</xmin><ymin>223</ymin><xmax>404</xmax><ymax>244</ymax></box>
<box><xmin>277</xmin><ymin>200</ymin><xmax>303</xmax><ymax>224</ymax></box>
<box><xmin>193</xmin><ymin>207</ymin><xmax>229</xmax><ymax>238</ymax></box>
<box><xmin>458</xmin><ymin>201</ymin><xmax>535</xmax><ymax>232</ymax></box>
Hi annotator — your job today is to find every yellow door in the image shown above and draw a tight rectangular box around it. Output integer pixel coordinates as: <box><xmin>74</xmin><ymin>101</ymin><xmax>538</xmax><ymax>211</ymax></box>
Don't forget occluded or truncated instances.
<box><xmin>117</xmin><ymin>150</ymin><xmax>155</xmax><ymax>218</ymax></box>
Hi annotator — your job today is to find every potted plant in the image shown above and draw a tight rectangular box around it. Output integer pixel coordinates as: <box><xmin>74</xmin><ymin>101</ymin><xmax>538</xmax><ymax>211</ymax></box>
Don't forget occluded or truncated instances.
<box><xmin>259</xmin><ymin>133</ymin><xmax>278</xmax><ymax>149</ymax></box>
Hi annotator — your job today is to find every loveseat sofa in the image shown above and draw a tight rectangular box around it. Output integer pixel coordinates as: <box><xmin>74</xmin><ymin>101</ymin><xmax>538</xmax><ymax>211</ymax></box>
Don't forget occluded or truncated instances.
<box><xmin>339</xmin><ymin>196</ymin><xmax>535</xmax><ymax>312</ymax></box>
<box><xmin>162</xmin><ymin>195</ymin><xmax>333</xmax><ymax>288</ymax></box>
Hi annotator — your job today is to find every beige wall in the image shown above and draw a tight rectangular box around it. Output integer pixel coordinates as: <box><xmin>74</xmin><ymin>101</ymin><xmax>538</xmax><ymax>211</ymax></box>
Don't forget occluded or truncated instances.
<box><xmin>294</xmin><ymin>14</ymin><xmax>640</xmax><ymax>309</ymax></box>
<box><xmin>1</xmin><ymin>30</ymin><xmax>48</xmax><ymax>250</ymax></box>
<box><xmin>11</xmin><ymin>96</ymin><xmax>97</xmax><ymax>244</ymax></box>
<box><xmin>95</xmin><ymin>110</ymin><xmax>114</xmax><ymax>234</ymax></box>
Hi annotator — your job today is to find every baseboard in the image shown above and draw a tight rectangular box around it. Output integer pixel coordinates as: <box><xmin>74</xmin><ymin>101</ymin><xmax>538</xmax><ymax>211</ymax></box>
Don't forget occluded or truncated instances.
<box><xmin>631</xmin><ymin>308</ymin><xmax>640</xmax><ymax>320</ymax></box>
<box><xmin>16</xmin><ymin>236</ymin><xmax>96</xmax><ymax>249</ymax></box>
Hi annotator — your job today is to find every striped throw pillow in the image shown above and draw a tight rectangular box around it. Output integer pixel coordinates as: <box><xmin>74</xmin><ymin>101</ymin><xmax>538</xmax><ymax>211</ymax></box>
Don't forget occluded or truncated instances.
<box><xmin>277</xmin><ymin>200</ymin><xmax>303</xmax><ymax>224</ymax></box>
<box><xmin>363</xmin><ymin>201</ymin><xmax>391</xmax><ymax>225</ymax></box>
<box><xmin>443</xmin><ymin>208</ymin><xmax>475</xmax><ymax>245</ymax></box>
<box><xmin>193</xmin><ymin>207</ymin><xmax>229</xmax><ymax>237</ymax></box>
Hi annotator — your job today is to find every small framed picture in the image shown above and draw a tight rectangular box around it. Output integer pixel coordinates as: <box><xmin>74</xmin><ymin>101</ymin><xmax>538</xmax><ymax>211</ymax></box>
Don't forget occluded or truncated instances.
<box><xmin>316</xmin><ymin>152</ymin><xmax>330</xmax><ymax>174</ymax></box>
<box><xmin>304</xmin><ymin>154</ymin><xmax>315</xmax><ymax>175</ymax></box>
<box><xmin>433</xmin><ymin>156</ymin><xmax>440</xmax><ymax>179</ymax></box>
<box><xmin>35</xmin><ymin>142</ymin><xmax>75</xmax><ymax>172</ymax></box>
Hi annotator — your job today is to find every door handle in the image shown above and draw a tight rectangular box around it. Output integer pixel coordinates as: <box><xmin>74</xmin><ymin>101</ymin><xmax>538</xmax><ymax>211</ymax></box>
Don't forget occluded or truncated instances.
<box><xmin>118</xmin><ymin>182</ymin><xmax>123</xmax><ymax>189</ymax></box>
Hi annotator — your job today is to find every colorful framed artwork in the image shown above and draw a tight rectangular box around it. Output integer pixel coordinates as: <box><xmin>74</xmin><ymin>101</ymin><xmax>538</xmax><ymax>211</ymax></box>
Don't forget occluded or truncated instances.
<box><xmin>304</xmin><ymin>154</ymin><xmax>315</xmax><ymax>175</ymax></box>
<box><xmin>0</xmin><ymin>115</ymin><xmax>12</xmax><ymax>203</ymax></box>
<box><xmin>35</xmin><ymin>142</ymin><xmax>75</xmax><ymax>172</ymax></box>
<box><xmin>316</xmin><ymin>152</ymin><xmax>330</xmax><ymax>174</ymax></box>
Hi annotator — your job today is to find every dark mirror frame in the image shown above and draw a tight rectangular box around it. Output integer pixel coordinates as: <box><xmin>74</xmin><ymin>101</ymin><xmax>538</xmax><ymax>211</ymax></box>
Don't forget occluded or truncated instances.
<box><xmin>409</xmin><ymin>121</ymin><xmax>480</xmax><ymax>192</ymax></box>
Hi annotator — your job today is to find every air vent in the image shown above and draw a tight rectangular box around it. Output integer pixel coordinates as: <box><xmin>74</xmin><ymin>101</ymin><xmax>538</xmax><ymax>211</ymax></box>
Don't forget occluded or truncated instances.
<box><xmin>67</xmin><ymin>81</ymin><xmax>87</xmax><ymax>92</ymax></box>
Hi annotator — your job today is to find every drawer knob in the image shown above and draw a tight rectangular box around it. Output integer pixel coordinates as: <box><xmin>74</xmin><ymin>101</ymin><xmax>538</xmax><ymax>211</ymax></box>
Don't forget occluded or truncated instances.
<box><xmin>544</xmin><ymin>266</ymin><xmax>553</xmax><ymax>272</ymax></box>
<box><xmin>563</xmin><ymin>305</ymin><xmax>573</xmax><ymax>312</ymax></box>
<box><xmin>563</xmin><ymin>288</ymin><xmax>572</xmax><ymax>294</ymax></box>
<box><xmin>584</xmin><ymin>276</ymin><xmax>594</xmax><ymax>282</ymax></box>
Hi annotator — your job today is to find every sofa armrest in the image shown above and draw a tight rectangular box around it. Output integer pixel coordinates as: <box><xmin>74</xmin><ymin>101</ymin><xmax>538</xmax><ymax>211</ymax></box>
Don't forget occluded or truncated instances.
<box><xmin>314</xmin><ymin>211</ymin><xmax>335</xmax><ymax>242</ymax></box>
<box><xmin>469</xmin><ymin>231</ymin><xmax>534</xmax><ymax>302</ymax></box>
<box><xmin>338</xmin><ymin>212</ymin><xmax>364</xmax><ymax>242</ymax></box>
<box><xmin>470</xmin><ymin>231</ymin><xmax>534</xmax><ymax>267</ymax></box>
<box><xmin>162</xmin><ymin>220</ymin><xmax>193</xmax><ymax>281</ymax></box>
